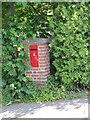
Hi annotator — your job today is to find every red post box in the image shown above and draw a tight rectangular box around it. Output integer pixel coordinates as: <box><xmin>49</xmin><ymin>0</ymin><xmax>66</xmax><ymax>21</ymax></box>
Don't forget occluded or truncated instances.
<box><xmin>22</xmin><ymin>38</ymin><xmax>50</xmax><ymax>84</ymax></box>
<box><xmin>29</xmin><ymin>45</ymin><xmax>38</xmax><ymax>67</ymax></box>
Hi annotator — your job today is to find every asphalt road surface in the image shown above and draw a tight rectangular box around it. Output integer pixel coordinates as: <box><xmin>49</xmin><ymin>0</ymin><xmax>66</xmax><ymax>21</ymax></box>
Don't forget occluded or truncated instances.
<box><xmin>0</xmin><ymin>98</ymin><xmax>88</xmax><ymax>119</ymax></box>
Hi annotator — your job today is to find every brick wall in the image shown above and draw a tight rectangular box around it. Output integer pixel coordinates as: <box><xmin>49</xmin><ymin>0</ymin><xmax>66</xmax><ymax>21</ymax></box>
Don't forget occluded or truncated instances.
<box><xmin>26</xmin><ymin>43</ymin><xmax>50</xmax><ymax>84</ymax></box>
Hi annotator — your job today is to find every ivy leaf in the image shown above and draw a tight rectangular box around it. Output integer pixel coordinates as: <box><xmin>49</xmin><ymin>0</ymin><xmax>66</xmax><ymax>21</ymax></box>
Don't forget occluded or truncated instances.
<box><xmin>25</xmin><ymin>89</ymin><xmax>31</xmax><ymax>95</ymax></box>
<box><xmin>19</xmin><ymin>51</ymin><xmax>24</xmax><ymax>56</ymax></box>
<box><xmin>8</xmin><ymin>69</ymin><xmax>17</xmax><ymax>76</ymax></box>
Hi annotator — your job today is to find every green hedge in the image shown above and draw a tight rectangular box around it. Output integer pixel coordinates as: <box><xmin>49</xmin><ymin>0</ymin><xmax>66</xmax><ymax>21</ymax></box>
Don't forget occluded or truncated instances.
<box><xmin>50</xmin><ymin>3</ymin><xmax>89</xmax><ymax>90</ymax></box>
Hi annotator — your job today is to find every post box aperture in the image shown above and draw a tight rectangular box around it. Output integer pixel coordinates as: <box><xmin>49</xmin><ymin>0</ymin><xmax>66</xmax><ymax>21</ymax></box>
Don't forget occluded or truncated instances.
<box><xmin>29</xmin><ymin>45</ymin><xmax>38</xmax><ymax>67</ymax></box>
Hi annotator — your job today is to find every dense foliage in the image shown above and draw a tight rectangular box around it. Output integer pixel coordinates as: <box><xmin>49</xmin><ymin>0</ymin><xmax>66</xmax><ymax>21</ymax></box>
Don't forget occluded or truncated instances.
<box><xmin>2</xmin><ymin>2</ymin><xmax>53</xmax><ymax>104</ymax></box>
<box><xmin>50</xmin><ymin>3</ymin><xmax>89</xmax><ymax>90</ymax></box>
<box><xmin>2</xmin><ymin>2</ymin><xmax>89</xmax><ymax>104</ymax></box>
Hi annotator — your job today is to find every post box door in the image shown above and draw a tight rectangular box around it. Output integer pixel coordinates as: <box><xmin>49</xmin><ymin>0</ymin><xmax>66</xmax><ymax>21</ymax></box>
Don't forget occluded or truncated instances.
<box><xmin>29</xmin><ymin>45</ymin><xmax>38</xmax><ymax>67</ymax></box>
